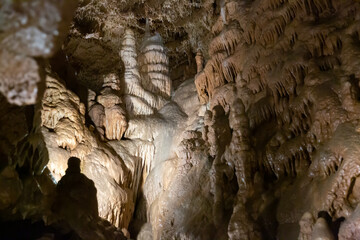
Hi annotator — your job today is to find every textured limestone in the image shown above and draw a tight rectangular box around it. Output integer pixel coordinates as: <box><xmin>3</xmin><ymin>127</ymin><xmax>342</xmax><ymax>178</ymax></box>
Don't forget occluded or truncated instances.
<box><xmin>41</xmin><ymin>76</ymin><xmax>133</xmax><ymax>229</ymax></box>
<box><xmin>4</xmin><ymin>0</ymin><xmax>360</xmax><ymax>239</ymax></box>
<box><xmin>120</xmin><ymin>28</ymin><xmax>170</xmax><ymax>117</ymax></box>
<box><xmin>139</xmin><ymin>30</ymin><xmax>172</xmax><ymax>99</ymax></box>
<box><xmin>0</xmin><ymin>0</ymin><xmax>77</xmax><ymax>105</ymax></box>
<box><xmin>88</xmin><ymin>74</ymin><xmax>128</xmax><ymax>141</ymax></box>
<box><xmin>189</xmin><ymin>0</ymin><xmax>360</xmax><ymax>239</ymax></box>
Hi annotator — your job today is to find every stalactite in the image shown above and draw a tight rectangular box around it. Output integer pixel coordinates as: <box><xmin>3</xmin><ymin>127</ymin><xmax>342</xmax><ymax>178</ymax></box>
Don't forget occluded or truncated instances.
<box><xmin>209</xmin><ymin>22</ymin><xmax>242</xmax><ymax>56</ymax></box>
<box><xmin>134</xmin><ymin>140</ymin><xmax>155</xmax><ymax>180</ymax></box>
<box><xmin>220</xmin><ymin>0</ymin><xmax>227</xmax><ymax>25</ymax></box>
<box><xmin>5</xmin><ymin>0</ymin><xmax>360</xmax><ymax>239</ymax></box>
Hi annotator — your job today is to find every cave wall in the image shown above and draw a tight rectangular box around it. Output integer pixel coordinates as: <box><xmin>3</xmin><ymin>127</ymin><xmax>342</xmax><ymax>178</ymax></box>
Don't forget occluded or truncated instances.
<box><xmin>194</xmin><ymin>0</ymin><xmax>360</xmax><ymax>239</ymax></box>
<box><xmin>2</xmin><ymin>0</ymin><xmax>360</xmax><ymax>239</ymax></box>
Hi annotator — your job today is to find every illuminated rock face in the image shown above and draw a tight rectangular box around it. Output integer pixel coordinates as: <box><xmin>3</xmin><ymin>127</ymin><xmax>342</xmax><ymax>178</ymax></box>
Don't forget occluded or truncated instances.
<box><xmin>139</xmin><ymin>32</ymin><xmax>172</xmax><ymax>100</ymax></box>
<box><xmin>120</xmin><ymin>29</ymin><xmax>167</xmax><ymax>117</ymax></box>
<box><xmin>89</xmin><ymin>73</ymin><xmax>128</xmax><ymax>141</ymax></box>
<box><xmin>41</xmin><ymin>76</ymin><xmax>134</xmax><ymax>229</ymax></box>
<box><xmin>3</xmin><ymin>0</ymin><xmax>360</xmax><ymax>239</ymax></box>
<box><xmin>192</xmin><ymin>0</ymin><xmax>360</xmax><ymax>239</ymax></box>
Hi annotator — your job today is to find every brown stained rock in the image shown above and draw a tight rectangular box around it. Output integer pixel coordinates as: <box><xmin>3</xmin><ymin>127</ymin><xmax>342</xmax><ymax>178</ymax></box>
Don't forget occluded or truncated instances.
<box><xmin>195</xmin><ymin>72</ymin><xmax>209</xmax><ymax>104</ymax></box>
<box><xmin>228</xmin><ymin>201</ymin><xmax>261</xmax><ymax>240</ymax></box>
<box><xmin>103</xmin><ymin>73</ymin><xmax>122</xmax><ymax>91</ymax></box>
<box><xmin>49</xmin><ymin>0</ymin><xmax>360</xmax><ymax>239</ymax></box>
<box><xmin>5</xmin><ymin>0</ymin><xmax>360</xmax><ymax>239</ymax></box>
<box><xmin>88</xmin><ymin>103</ymin><xmax>106</xmax><ymax>137</ymax></box>
<box><xmin>55</xmin><ymin>118</ymin><xmax>83</xmax><ymax>151</ymax></box>
<box><xmin>195</xmin><ymin>49</ymin><xmax>204</xmax><ymax>74</ymax></box>
<box><xmin>89</xmin><ymin>78</ymin><xmax>128</xmax><ymax>141</ymax></box>
<box><xmin>194</xmin><ymin>20</ymin><xmax>241</xmax><ymax>104</ymax></box>
<box><xmin>186</xmin><ymin>1</ymin><xmax>360</xmax><ymax>237</ymax></box>
<box><xmin>97</xmin><ymin>90</ymin><xmax>122</xmax><ymax>108</ymax></box>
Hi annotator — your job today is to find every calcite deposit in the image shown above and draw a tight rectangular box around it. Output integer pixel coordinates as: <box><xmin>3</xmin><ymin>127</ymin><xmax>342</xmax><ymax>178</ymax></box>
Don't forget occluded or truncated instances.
<box><xmin>89</xmin><ymin>73</ymin><xmax>128</xmax><ymax>140</ymax></box>
<box><xmin>2</xmin><ymin>0</ymin><xmax>360</xmax><ymax>239</ymax></box>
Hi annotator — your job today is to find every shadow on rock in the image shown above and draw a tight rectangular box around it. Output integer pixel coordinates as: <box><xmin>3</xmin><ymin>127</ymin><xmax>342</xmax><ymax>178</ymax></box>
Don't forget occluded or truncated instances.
<box><xmin>52</xmin><ymin>157</ymin><xmax>127</xmax><ymax>240</ymax></box>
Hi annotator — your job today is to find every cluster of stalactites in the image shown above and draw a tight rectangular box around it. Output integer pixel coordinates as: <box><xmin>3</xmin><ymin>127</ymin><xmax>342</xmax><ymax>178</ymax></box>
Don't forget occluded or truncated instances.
<box><xmin>120</xmin><ymin>29</ymin><xmax>167</xmax><ymax>116</ymax></box>
<box><xmin>195</xmin><ymin>2</ymin><xmax>242</xmax><ymax>104</ymax></box>
<box><xmin>139</xmin><ymin>30</ymin><xmax>172</xmax><ymax>100</ymax></box>
<box><xmin>88</xmin><ymin>73</ymin><xmax>127</xmax><ymax>141</ymax></box>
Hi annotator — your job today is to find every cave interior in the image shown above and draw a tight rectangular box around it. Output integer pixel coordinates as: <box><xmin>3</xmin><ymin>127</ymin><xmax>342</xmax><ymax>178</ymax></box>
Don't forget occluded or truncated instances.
<box><xmin>1</xmin><ymin>0</ymin><xmax>360</xmax><ymax>239</ymax></box>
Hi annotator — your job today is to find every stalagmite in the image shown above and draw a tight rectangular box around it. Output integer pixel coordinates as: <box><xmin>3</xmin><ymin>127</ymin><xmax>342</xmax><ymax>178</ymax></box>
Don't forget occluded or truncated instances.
<box><xmin>120</xmin><ymin>29</ymin><xmax>167</xmax><ymax>116</ymax></box>
<box><xmin>298</xmin><ymin>212</ymin><xmax>315</xmax><ymax>240</ymax></box>
<box><xmin>195</xmin><ymin>49</ymin><xmax>204</xmax><ymax>73</ymax></box>
<box><xmin>139</xmin><ymin>31</ymin><xmax>172</xmax><ymax>100</ymax></box>
<box><xmin>311</xmin><ymin>217</ymin><xmax>334</xmax><ymax>240</ymax></box>
<box><xmin>87</xmin><ymin>73</ymin><xmax>127</xmax><ymax>141</ymax></box>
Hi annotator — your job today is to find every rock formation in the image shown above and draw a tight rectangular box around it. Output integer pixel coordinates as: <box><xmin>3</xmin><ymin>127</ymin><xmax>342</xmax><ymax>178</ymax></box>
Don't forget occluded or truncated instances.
<box><xmin>89</xmin><ymin>73</ymin><xmax>128</xmax><ymax>140</ymax></box>
<box><xmin>120</xmin><ymin>28</ymin><xmax>167</xmax><ymax>116</ymax></box>
<box><xmin>0</xmin><ymin>0</ymin><xmax>77</xmax><ymax>105</ymax></box>
<box><xmin>3</xmin><ymin>0</ymin><xmax>360</xmax><ymax>239</ymax></box>
<box><xmin>139</xmin><ymin>29</ymin><xmax>172</xmax><ymax>100</ymax></box>
<box><xmin>41</xmin><ymin>75</ymin><xmax>135</xmax><ymax>229</ymax></box>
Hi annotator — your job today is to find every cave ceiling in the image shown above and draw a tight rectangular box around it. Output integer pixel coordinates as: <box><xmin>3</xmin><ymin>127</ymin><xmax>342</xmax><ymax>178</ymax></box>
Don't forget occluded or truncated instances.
<box><xmin>63</xmin><ymin>0</ymin><xmax>217</xmax><ymax>91</ymax></box>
